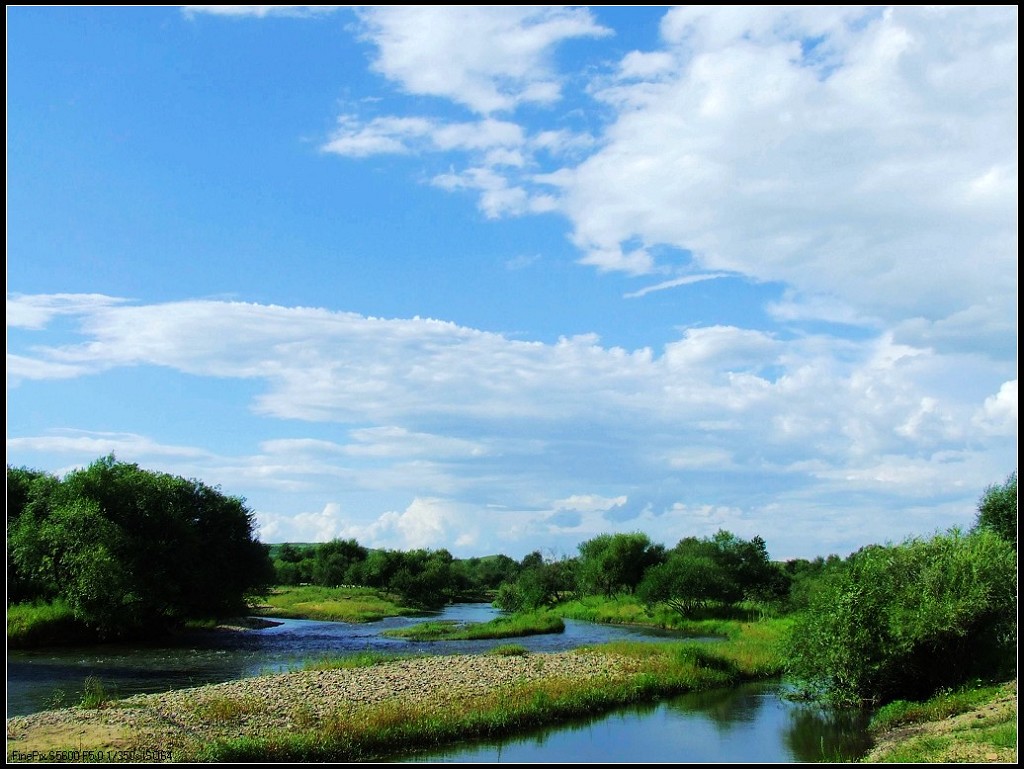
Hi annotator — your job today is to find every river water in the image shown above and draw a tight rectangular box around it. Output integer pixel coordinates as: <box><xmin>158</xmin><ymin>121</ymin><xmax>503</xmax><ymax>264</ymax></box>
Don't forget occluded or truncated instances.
<box><xmin>6</xmin><ymin>604</ymin><xmax>874</xmax><ymax>761</ymax></box>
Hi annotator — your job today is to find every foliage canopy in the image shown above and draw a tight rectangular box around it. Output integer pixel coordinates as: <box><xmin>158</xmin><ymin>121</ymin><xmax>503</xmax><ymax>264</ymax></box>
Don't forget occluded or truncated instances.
<box><xmin>974</xmin><ymin>470</ymin><xmax>1017</xmax><ymax>549</ymax></box>
<box><xmin>7</xmin><ymin>456</ymin><xmax>274</xmax><ymax>639</ymax></box>
<box><xmin>785</xmin><ymin>528</ymin><xmax>1017</xmax><ymax>706</ymax></box>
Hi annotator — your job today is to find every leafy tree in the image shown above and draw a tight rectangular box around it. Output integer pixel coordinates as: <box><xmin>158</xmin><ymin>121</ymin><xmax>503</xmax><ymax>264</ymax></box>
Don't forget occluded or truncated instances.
<box><xmin>786</xmin><ymin>528</ymin><xmax>1017</xmax><ymax>705</ymax></box>
<box><xmin>388</xmin><ymin>548</ymin><xmax>463</xmax><ymax>609</ymax></box>
<box><xmin>7</xmin><ymin>456</ymin><xmax>274</xmax><ymax>639</ymax></box>
<box><xmin>494</xmin><ymin>552</ymin><xmax>576</xmax><ymax>612</ymax></box>
<box><xmin>709</xmin><ymin>531</ymin><xmax>789</xmax><ymax>603</ymax></box>
<box><xmin>636</xmin><ymin>551</ymin><xmax>739</xmax><ymax>617</ymax></box>
<box><xmin>636</xmin><ymin>531</ymin><xmax>788</xmax><ymax>618</ymax></box>
<box><xmin>974</xmin><ymin>470</ymin><xmax>1017</xmax><ymax>549</ymax></box>
<box><xmin>7</xmin><ymin>467</ymin><xmax>62</xmax><ymax>603</ymax></box>
<box><xmin>576</xmin><ymin>532</ymin><xmax>665</xmax><ymax>597</ymax></box>
<box><xmin>311</xmin><ymin>538</ymin><xmax>368</xmax><ymax>586</ymax></box>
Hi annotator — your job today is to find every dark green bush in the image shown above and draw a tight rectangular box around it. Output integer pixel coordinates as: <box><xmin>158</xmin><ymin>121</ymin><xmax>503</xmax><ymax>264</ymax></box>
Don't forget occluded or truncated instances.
<box><xmin>974</xmin><ymin>470</ymin><xmax>1017</xmax><ymax>549</ymax></box>
<box><xmin>785</xmin><ymin>528</ymin><xmax>1016</xmax><ymax>705</ymax></box>
<box><xmin>7</xmin><ymin>455</ymin><xmax>274</xmax><ymax>639</ymax></box>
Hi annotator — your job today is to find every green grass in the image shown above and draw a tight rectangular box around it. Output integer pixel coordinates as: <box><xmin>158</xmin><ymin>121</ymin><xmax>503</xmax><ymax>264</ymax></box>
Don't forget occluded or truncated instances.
<box><xmin>870</xmin><ymin>681</ymin><xmax>1010</xmax><ymax>731</ymax></box>
<box><xmin>257</xmin><ymin>585</ymin><xmax>421</xmax><ymax>623</ymax></box>
<box><xmin>78</xmin><ymin>676</ymin><xmax>111</xmax><ymax>710</ymax></box>
<box><xmin>488</xmin><ymin>644</ymin><xmax>529</xmax><ymax>657</ymax></box>
<box><xmin>382</xmin><ymin>610</ymin><xmax>564</xmax><ymax>641</ymax></box>
<box><xmin>555</xmin><ymin>595</ymin><xmax>770</xmax><ymax>636</ymax></box>
<box><xmin>6</xmin><ymin>600</ymin><xmax>98</xmax><ymax>648</ymax></box>
<box><xmin>864</xmin><ymin>679</ymin><xmax>1017</xmax><ymax>763</ymax></box>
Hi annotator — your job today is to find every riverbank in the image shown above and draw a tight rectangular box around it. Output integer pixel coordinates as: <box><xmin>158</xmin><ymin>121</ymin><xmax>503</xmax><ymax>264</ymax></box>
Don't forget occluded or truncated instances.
<box><xmin>6</xmin><ymin>622</ymin><xmax>786</xmax><ymax>763</ymax></box>
<box><xmin>862</xmin><ymin>679</ymin><xmax>1017</xmax><ymax>763</ymax></box>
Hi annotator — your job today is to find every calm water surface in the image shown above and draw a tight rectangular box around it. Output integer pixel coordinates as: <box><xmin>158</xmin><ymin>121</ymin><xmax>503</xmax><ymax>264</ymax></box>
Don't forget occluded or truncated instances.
<box><xmin>397</xmin><ymin>680</ymin><xmax>873</xmax><ymax>763</ymax></box>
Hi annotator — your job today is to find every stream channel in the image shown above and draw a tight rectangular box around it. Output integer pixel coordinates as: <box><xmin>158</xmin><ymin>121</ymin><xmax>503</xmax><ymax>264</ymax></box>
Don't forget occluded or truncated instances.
<box><xmin>6</xmin><ymin>603</ymin><xmax>874</xmax><ymax>761</ymax></box>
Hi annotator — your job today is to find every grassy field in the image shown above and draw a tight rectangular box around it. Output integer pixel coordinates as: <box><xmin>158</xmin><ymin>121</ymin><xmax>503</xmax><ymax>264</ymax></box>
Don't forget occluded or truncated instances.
<box><xmin>381</xmin><ymin>610</ymin><xmax>564</xmax><ymax>641</ymax></box>
<box><xmin>256</xmin><ymin>585</ymin><xmax>421</xmax><ymax>623</ymax></box>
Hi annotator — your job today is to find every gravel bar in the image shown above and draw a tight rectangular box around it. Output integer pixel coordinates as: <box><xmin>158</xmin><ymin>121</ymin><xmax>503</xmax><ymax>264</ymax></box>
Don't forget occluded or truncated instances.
<box><xmin>7</xmin><ymin>649</ymin><xmax>638</xmax><ymax>762</ymax></box>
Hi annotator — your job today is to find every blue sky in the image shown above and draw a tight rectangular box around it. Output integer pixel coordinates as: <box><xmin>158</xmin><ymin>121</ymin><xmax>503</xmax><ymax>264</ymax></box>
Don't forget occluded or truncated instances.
<box><xmin>7</xmin><ymin>6</ymin><xmax>1017</xmax><ymax>561</ymax></box>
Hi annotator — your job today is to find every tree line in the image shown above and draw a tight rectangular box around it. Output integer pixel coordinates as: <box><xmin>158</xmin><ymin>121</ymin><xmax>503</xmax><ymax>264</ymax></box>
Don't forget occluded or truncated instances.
<box><xmin>7</xmin><ymin>455</ymin><xmax>1015</xmax><ymax>708</ymax></box>
<box><xmin>271</xmin><ymin>528</ymin><xmax>807</xmax><ymax>617</ymax></box>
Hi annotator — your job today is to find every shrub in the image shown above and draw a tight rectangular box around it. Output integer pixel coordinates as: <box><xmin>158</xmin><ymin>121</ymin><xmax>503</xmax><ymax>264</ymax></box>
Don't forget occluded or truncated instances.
<box><xmin>785</xmin><ymin>528</ymin><xmax>1016</xmax><ymax>706</ymax></box>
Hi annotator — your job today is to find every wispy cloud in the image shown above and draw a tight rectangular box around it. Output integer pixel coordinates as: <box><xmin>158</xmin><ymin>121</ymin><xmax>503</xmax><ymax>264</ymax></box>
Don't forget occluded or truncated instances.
<box><xmin>183</xmin><ymin>6</ymin><xmax>342</xmax><ymax>20</ymax></box>
<box><xmin>625</xmin><ymin>273</ymin><xmax>734</xmax><ymax>299</ymax></box>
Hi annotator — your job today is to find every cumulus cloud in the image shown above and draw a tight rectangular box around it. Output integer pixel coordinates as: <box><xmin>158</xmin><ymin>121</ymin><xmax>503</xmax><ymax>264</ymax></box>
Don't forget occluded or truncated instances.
<box><xmin>332</xmin><ymin>7</ymin><xmax>1014</xmax><ymax>353</ymax></box>
<box><xmin>561</xmin><ymin>6</ymin><xmax>1016</xmax><ymax>335</ymax></box>
<box><xmin>355</xmin><ymin>6</ymin><xmax>611</xmax><ymax>115</ymax></box>
<box><xmin>334</xmin><ymin>497</ymin><xmax>483</xmax><ymax>553</ymax></box>
<box><xmin>257</xmin><ymin>502</ymin><xmax>348</xmax><ymax>543</ymax></box>
<box><xmin>972</xmin><ymin>380</ymin><xmax>1018</xmax><ymax>437</ymax></box>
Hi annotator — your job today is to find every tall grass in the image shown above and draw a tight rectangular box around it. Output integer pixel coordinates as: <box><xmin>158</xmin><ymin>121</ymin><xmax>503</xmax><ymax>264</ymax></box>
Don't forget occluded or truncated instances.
<box><xmin>556</xmin><ymin>594</ymin><xmax>779</xmax><ymax>641</ymax></box>
<box><xmin>382</xmin><ymin>610</ymin><xmax>564</xmax><ymax>641</ymax></box>
<box><xmin>6</xmin><ymin>600</ymin><xmax>95</xmax><ymax>648</ymax></box>
<box><xmin>258</xmin><ymin>585</ymin><xmax>419</xmax><ymax>623</ymax></box>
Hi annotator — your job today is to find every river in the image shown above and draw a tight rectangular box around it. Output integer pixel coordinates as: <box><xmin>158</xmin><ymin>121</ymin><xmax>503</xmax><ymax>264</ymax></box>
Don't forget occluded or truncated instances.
<box><xmin>6</xmin><ymin>604</ymin><xmax>874</xmax><ymax>761</ymax></box>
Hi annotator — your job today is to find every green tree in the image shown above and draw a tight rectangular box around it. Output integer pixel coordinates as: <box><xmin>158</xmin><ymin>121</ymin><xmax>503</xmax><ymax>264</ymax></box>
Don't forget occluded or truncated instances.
<box><xmin>786</xmin><ymin>528</ymin><xmax>1017</xmax><ymax>706</ymax></box>
<box><xmin>974</xmin><ymin>470</ymin><xmax>1017</xmax><ymax>549</ymax></box>
<box><xmin>7</xmin><ymin>456</ymin><xmax>274</xmax><ymax>639</ymax></box>
<box><xmin>636</xmin><ymin>550</ymin><xmax>739</xmax><ymax>617</ymax></box>
<box><xmin>576</xmin><ymin>532</ymin><xmax>665</xmax><ymax>597</ymax></box>
<box><xmin>494</xmin><ymin>553</ymin><xmax>575</xmax><ymax>612</ymax></box>
<box><xmin>311</xmin><ymin>538</ymin><xmax>368</xmax><ymax>586</ymax></box>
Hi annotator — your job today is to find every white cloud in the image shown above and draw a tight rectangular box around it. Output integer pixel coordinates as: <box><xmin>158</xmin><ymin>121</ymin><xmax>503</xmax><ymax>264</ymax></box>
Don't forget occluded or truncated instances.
<box><xmin>558</xmin><ymin>5</ymin><xmax>1016</xmax><ymax>344</ymax></box>
<box><xmin>8</xmin><ymin>294</ymin><xmax>1015</xmax><ymax>557</ymax></box>
<box><xmin>10</xmin><ymin>297</ymin><xmax>1011</xmax><ymax>461</ymax></box>
<box><xmin>183</xmin><ymin>6</ymin><xmax>341</xmax><ymax>20</ymax></box>
<box><xmin>6</xmin><ymin>429</ymin><xmax>210</xmax><ymax>461</ymax></box>
<box><xmin>335</xmin><ymin>497</ymin><xmax>483</xmax><ymax>553</ymax></box>
<box><xmin>625</xmin><ymin>273</ymin><xmax>733</xmax><ymax>299</ymax></box>
<box><xmin>972</xmin><ymin>380</ymin><xmax>1018</xmax><ymax>437</ymax></box>
<box><xmin>552</xmin><ymin>494</ymin><xmax>628</xmax><ymax>514</ymax></box>
<box><xmin>257</xmin><ymin>502</ymin><xmax>348</xmax><ymax>544</ymax></box>
<box><xmin>321</xmin><ymin>115</ymin><xmax>435</xmax><ymax>157</ymax></box>
<box><xmin>6</xmin><ymin>292</ymin><xmax>128</xmax><ymax>330</ymax></box>
<box><xmin>343</xmin><ymin>426</ymin><xmax>489</xmax><ymax>459</ymax></box>
<box><xmin>6</xmin><ymin>354</ymin><xmax>91</xmax><ymax>386</ymax></box>
<box><xmin>355</xmin><ymin>6</ymin><xmax>611</xmax><ymax>114</ymax></box>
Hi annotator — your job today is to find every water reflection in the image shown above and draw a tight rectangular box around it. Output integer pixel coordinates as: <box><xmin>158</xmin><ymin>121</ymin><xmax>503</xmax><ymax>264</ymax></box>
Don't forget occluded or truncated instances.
<box><xmin>398</xmin><ymin>681</ymin><xmax>873</xmax><ymax>764</ymax></box>
<box><xmin>783</xmin><ymin>699</ymin><xmax>874</xmax><ymax>762</ymax></box>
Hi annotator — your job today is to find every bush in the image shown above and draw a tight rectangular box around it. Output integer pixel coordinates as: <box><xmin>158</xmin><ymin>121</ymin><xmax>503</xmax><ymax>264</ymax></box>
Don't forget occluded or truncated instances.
<box><xmin>785</xmin><ymin>528</ymin><xmax>1016</xmax><ymax>706</ymax></box>
<box><xmin>974</xmin><ymin>470</ymin><xmax>1017</xmax><ymax>549</ymax></box>
<box><xmin>7</xmin><ymin>456</ymin><xmax>275</xmax><ymax>640</ymax></box>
